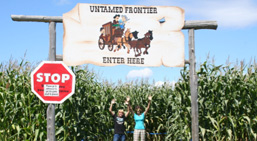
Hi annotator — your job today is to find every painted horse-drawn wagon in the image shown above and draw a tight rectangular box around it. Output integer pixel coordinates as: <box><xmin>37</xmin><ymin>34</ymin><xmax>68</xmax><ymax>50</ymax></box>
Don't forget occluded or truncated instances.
<box><xmin>98</xmin><ymin>22</ymin><xmax>124</xmax><ymax>51</ymax></box>
<box><xmin>98</xmin><ymin>18</ymin><xmax>153</xmax><ymax>57</ymax></box>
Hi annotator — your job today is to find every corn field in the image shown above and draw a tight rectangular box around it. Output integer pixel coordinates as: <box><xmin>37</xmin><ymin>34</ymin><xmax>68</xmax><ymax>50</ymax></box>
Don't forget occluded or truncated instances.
<box><xmin>0</xmin><ymin>59</ymin><xmax>256</xmax><ymax>140</ymax></box>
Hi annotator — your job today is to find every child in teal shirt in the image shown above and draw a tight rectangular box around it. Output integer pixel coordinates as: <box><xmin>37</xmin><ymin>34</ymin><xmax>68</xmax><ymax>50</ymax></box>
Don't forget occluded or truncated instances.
<box><xmin>129</xmin><ymin>96</ymin><xmax>152</xmax><ymax>141</ymax></box>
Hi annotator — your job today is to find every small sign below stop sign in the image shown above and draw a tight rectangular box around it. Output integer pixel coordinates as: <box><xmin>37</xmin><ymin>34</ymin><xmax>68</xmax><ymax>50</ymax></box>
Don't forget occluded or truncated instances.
<box><xmin>31</xmin><ymin>61</ymin><xmax>75</xmax><ymax>103</ymax></box>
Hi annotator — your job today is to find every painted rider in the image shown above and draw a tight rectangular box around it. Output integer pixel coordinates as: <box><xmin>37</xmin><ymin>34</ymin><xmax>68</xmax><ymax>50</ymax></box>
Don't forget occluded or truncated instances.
<box><xmin>112</xmin><ymin>14</ymin><xmax>120</xmax><ymax>29</ymax></box>
<box><xmin>119</xmin><ymin>15</ymin><xmax>129</xmax><ymax>30</ymax></box>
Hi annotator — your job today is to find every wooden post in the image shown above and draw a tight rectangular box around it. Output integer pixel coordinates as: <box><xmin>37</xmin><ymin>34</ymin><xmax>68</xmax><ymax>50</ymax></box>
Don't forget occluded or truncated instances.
<box><xmin>49</xmin><ymin>22</ymin><xmax>56</xmax><ymax>61</ymax></box>
<box><xmin>47</xmin><ymin>21</ymin><xmax>56</xmax><ymax>141</ymax></box>
<box><xmin>47</xmin><ymin>104</ymin><xmax>55</xmax><ymax>141</ymax></box>
<box><xmin>189</xmin><ymin>29</ymin><xmax>199</xmax><ymax>141</ymax></box>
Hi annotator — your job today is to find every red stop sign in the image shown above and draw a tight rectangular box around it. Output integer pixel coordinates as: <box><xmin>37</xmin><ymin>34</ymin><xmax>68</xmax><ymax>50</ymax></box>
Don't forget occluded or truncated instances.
<box><xmin>31</xmin><ymin>61</ymin><xmax>75</xmax><ymax>103</ymax></box>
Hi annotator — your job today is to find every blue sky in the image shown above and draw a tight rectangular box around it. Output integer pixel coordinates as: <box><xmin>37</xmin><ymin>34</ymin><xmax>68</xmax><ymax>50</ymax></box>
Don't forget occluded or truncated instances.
<box><xmin>1</xmin><ymin>0</ymin><xmax>257</xmax><ymax>85</ymax></box>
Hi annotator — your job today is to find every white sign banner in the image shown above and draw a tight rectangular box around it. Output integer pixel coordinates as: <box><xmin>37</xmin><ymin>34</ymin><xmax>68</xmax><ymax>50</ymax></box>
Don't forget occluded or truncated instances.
<box><xmin>63</xmin><ymin>3</ymin><xmax>185</xmax><ymax>67</ymax></box>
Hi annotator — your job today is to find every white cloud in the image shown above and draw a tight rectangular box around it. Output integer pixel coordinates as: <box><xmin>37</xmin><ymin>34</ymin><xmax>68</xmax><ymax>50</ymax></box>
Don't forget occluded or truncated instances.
<box><xmin>136</xmin><ymin>0</ymin><xmax>257</xmax><ymax>28</ymax></box>
<box><xmin>155</xmin><ymin>81</ymin><xmax>164</xmax><ymax>86</ymax></box>
<box><xmin>126</xmin><ymin>68</ymin><xmax>153</xmax><ymax>79</ymax></box>
<box><xmin>155</xmin><ymin>80</ymin><xmax>176</xmax><ymax>89</ymax></box>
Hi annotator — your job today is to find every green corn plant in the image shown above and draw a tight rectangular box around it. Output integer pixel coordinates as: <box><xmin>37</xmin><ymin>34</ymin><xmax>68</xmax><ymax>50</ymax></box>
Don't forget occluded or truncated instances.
<box><xmin>0</xmin><ymin>60</ymin><xmax>47</xmax><ymax>141</ymax></box>
<box><xmin>196</xmin><ymin>61</ymin><xmax>256</xmax><ymax>140</ymax></box>
<box><xmin>1</xmin><ymin>58</ymin><xmax>256</xmax><ymax>140</ymax></box>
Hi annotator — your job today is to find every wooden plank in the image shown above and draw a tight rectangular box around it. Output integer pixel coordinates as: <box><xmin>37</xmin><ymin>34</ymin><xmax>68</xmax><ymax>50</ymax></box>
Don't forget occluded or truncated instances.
<box><xmin>184</xmin><ymin>20</ymin><xmax>218</xmax><ymax>30</ymax></box>
<box><xmin>11</xmin><ymin>15</ymin><xmax>218</xmax><ymax>29</ymax></box>
<box><xmin>56</xmin><ymin>55</ymin><xmax>63</xmax><ymax>61</ymax></box>
<box><xmin>185</xmin><ymin>60</ymin><xmax>190</xmax><ymax>64</ymax></box>
<box><xmin>11</xmin><ymin>15</ymin><xmax>63</xmax><ymax>23</ymax></box>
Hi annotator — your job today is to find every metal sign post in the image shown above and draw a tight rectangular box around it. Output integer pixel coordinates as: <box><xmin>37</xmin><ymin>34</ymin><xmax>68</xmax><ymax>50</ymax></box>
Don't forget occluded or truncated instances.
<box><xmin>11</xmin><ymin>15</ymin><xmax>217</xmax><ymax>141</ymax></box>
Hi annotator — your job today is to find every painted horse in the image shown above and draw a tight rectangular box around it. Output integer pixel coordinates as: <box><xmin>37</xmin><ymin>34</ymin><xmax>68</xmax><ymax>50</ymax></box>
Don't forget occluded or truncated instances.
<box><xmin>114</xmin><ymin>29</ymin><xmax>138</xmax><ymax>54</ymax></box>
<box><xmin>129</xmin><ymin>30</ymin><xmax>153</xmax><ymax>57</ymax></box>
